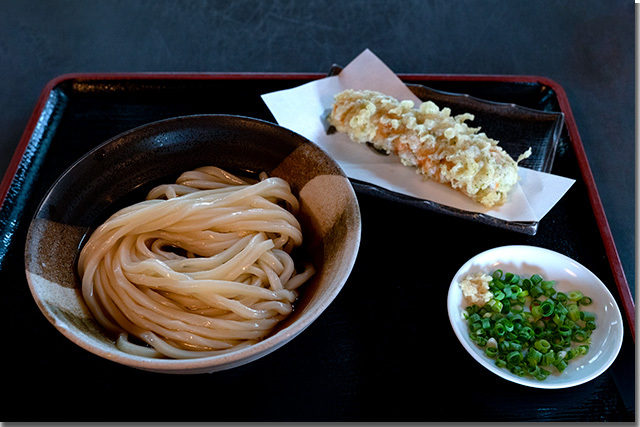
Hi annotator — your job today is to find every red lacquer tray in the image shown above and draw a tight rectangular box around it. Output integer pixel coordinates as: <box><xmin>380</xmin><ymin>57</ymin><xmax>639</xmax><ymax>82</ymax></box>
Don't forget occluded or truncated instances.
<box><xmin>0</xmin><ymin>73</ymin><xmax>634</xmax><ymax>422</ymax></box>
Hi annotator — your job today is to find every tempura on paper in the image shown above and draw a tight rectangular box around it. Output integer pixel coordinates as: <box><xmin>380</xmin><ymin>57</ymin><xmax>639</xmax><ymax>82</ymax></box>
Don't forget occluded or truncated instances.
<box><xmin>328</xmin><ymin>89</ymin><xmax>531</xmax><ymax>207</ymax></box>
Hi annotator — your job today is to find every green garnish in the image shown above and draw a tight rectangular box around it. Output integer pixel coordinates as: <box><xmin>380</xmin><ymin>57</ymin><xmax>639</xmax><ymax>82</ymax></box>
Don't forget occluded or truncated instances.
<box><xmin>463</xmin><ymin>270</ymin><xmax>596</xmax><ymax>381</ymax></box>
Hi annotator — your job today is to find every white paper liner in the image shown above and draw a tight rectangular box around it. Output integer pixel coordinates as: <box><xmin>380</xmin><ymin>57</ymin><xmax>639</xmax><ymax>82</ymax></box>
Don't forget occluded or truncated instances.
<box><xmin>262</xmin><ymin>49</ymin><xmax>575</xmax><ymax>222</ymax></box>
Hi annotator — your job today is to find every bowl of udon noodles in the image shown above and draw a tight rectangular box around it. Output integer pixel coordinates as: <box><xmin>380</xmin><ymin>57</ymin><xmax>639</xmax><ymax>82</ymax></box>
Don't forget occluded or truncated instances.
<box><xmin>24</xmin><ymin>114</ymin><xmax>361</xmax><ymax>374</ymax></box>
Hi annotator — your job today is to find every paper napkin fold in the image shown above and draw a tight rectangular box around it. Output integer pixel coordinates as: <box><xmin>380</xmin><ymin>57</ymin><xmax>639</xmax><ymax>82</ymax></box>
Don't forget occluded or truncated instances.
<box><xmin>262</xmin><ymin>49</ymin><xmax>575</xmax><ymax>222</ymax></box>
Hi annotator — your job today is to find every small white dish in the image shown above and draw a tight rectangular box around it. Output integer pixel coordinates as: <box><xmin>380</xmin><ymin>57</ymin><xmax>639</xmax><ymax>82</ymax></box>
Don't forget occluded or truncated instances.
<box><xmin>447</xmin><ymin>245</ymin><xmax>624</xmax><ymax>389</ymax></box>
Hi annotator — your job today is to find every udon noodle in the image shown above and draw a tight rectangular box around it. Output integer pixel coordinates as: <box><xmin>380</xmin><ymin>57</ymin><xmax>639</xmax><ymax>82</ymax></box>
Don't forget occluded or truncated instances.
<box><xmin>77</xmin><ymin>166</ymin><xmax>315</xmax><ymax>359</ymax></box>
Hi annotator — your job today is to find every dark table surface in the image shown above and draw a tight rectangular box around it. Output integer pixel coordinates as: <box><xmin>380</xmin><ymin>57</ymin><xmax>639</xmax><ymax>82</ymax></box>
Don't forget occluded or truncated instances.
<box><xmin>0</xmin><ymin>0</ymin><xmax>635</xmax><ymax>423</ymax></box>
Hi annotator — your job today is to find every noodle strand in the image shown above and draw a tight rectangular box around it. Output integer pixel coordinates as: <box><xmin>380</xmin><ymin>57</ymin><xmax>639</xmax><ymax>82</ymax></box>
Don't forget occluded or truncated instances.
<box><xmin>78</xmin><ymin>167</ymin><xmax>314</xmax><ymax>359</ymax></box>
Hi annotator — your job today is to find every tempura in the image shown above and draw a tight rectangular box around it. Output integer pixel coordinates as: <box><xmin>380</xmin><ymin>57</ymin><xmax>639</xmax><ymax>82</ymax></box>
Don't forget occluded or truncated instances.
<box><xmin>328</xmin><ymin>89</ymin><xmax>531</xmax><ymax>207</ymax></box>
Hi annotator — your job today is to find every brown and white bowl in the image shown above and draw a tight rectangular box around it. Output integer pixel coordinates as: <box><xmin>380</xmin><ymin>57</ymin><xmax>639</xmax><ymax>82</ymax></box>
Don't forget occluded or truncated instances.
<box><xmin>24</xmin><ymin>114</ymin><xmax>361</xmax><ymax>374</ymax></box>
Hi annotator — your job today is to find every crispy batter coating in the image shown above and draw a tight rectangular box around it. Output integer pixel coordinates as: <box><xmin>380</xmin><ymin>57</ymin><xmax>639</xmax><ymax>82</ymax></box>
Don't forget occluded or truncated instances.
<box><xmin>328</xmin><ymin>89</ymin><xmax>531</xmax><ymax>207</ymax></box>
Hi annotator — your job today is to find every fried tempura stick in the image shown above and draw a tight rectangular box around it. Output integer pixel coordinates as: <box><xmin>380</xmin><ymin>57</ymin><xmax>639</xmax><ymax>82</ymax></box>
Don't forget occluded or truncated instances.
<box><xmin>328</xmin><ymin>89</ymin><xmax>531</xmax><ymax>207</ymax></box>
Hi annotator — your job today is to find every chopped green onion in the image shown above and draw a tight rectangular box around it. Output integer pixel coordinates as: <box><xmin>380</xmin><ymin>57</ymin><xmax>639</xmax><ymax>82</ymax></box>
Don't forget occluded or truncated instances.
<box><xmin>531</xmin><ymin>303</ymin><xmax>543</xmax><ymax>318</ymax></box>
<box><xmin>542</xmin><ymin>350</ymin><xmax>556</xmax><ymax>366</ymax></box>
<box><xmin>555</xmin><ymin>303</ymin><xmax>568</xmax><ymax>316</ymax></box>
<box><xmin>519</xmin><ymin>326</ymin><xmax>534</xmax><ymax>341</ymax></box>
<box><xmin>510</xmin><ymin>313</ymin><xmax>524</xmax><ymax>323</ymax></box>
<box><xmin>530</xmin><ymin>286</ymin><xmax>543</xmax><ymax>298</ymax></box>
<box><xmin>462</xmin><ymin>270</ymin><xmax>595</xmax><ymax>382</ymax></box>
<box><xmin>497</xmin><ymin>318</ymin><xmax>514</xmax><ymax>332</ymax></box>
<box><xmin>468</xmin><ymin>313</ymin><xmax>481</xmax><ymax>323</ymax></box>
<box><xmin>534</xmin><ymin>339</ymin><xmax>551</xmax><ymax>353</ymax></box>
<box><xmin>527</xmin><ymin>365</ymin><xmax>541</xmax><ymax>376</ymax></box>
<box><xmin>540</xmin><ymin>300</ymin><xmax>555</xmax><ymax>317</ymax></box>
<box><xmin>507</xmin><ymin>350</ymin><xmax>523</xmax><ymax>365</ymax></box>
<box><xmin>568</xmin><ymin>290</ymin><xmax>584</xmax><ymax>301</ymax></box>
<box><xmin>493</xmin><ymin>323</ymin><xmax>506</xmax><ymax>336</ymax></box>
<box><xmin>582</xmin><ymin>311</ymin><xmax>596</xmax><ymax>322</ymax></box>
<box><xmin>535</xmin><ymin>367</ymin><xmax>551</xmax><ymax>381</ymax></box>
<box><xmin>503</xmin><ymin>286</ymin><xmax>513</xmax><ymax>299</ymax></box>
<box><xmin>572</xmin><ymin>330</ymin><xmax>588</xmax><ymax>342</ymax></box>
<box><xmin>579</xmin><ymin>296</ymin><xmax>593</xmax><ymax>306</ymax></box>
<box><xmin>481</xmin><ymin>318</ymin><xmax>491</xmax><ymax>330</ymax></box>
<box><xmin>558</xmin><ymin>325</ymin><xmax>572</xmax><ymax>337</ymax></box>
<box><xmin>541</xmin><ymin>280</ymin><xmax>555</xmax><ymax>290</ymax></box>
<box><xmin>527</xmin><ymin>348</ymin><xmax>542</xmax><ymax>366</ymax></box>
<box><xmin>508</xmin><ymin>341</ymin><xmax>522</xmax><ymax>351</ymax></box>
<box><xmin>510</xmin><ymin>304</ymin><xmax>524</xmax><ymax>314</ymax></box>
<box><xmin>485</xmin><ymin>347</ymin><xmax>498</xmax><ymax>358</ymax></box>
<box><xmin>553</xmin><ymin>359</ymin><xmax>568</xmax><ymax>372</ymax></box>
<box><xmin>487</xmin><ymin>299</ymin><xmax>503</xmax><ymax>313</ymax></box>
<box><xmin>511</xmin><ymin>365</ymin><xmax>526</xmax><ymax>377</ymax></box>
<box><xmin>566</xmin><ymin>304</ymin><xmax>581</xmax><ymax>322</ymax></box>
<box><xmin>552</xmin><ymin>313</ymin><xmax>566</xmax><ymax>327</ymax></box>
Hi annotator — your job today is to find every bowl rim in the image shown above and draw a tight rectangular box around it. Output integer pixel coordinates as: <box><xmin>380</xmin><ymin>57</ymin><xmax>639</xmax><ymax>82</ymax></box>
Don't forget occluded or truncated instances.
<box><xmin>24</xmin><ymin>113</ymin><xmax>362</xmax><ymax>373</ymax></box>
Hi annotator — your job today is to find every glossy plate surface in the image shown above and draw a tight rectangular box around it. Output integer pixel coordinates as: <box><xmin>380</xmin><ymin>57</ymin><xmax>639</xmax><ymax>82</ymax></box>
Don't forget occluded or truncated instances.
<box><xmin>447</xmin><ymin>245</ymin><xmax>623</xmax><ymax>389</ymax></box>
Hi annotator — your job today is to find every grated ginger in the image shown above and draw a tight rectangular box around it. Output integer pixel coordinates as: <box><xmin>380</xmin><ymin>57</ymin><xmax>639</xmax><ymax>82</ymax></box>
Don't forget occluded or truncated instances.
<box><xmin>459</xmin><ymin>272</ymin><xmax>493</xmax><ymax>306</ymax></box>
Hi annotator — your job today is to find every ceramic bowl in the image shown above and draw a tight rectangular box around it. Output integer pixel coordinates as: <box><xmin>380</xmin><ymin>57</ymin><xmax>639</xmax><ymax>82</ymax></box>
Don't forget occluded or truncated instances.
<box><xmin>447</xmin><ymin>245</ymin><xmax>623</xmax><ymax>389</ymax></box>
<box><xmin>25</xmin><ymin>114</ymin><xmax>361</xmax><ymax>374</ymax></box>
